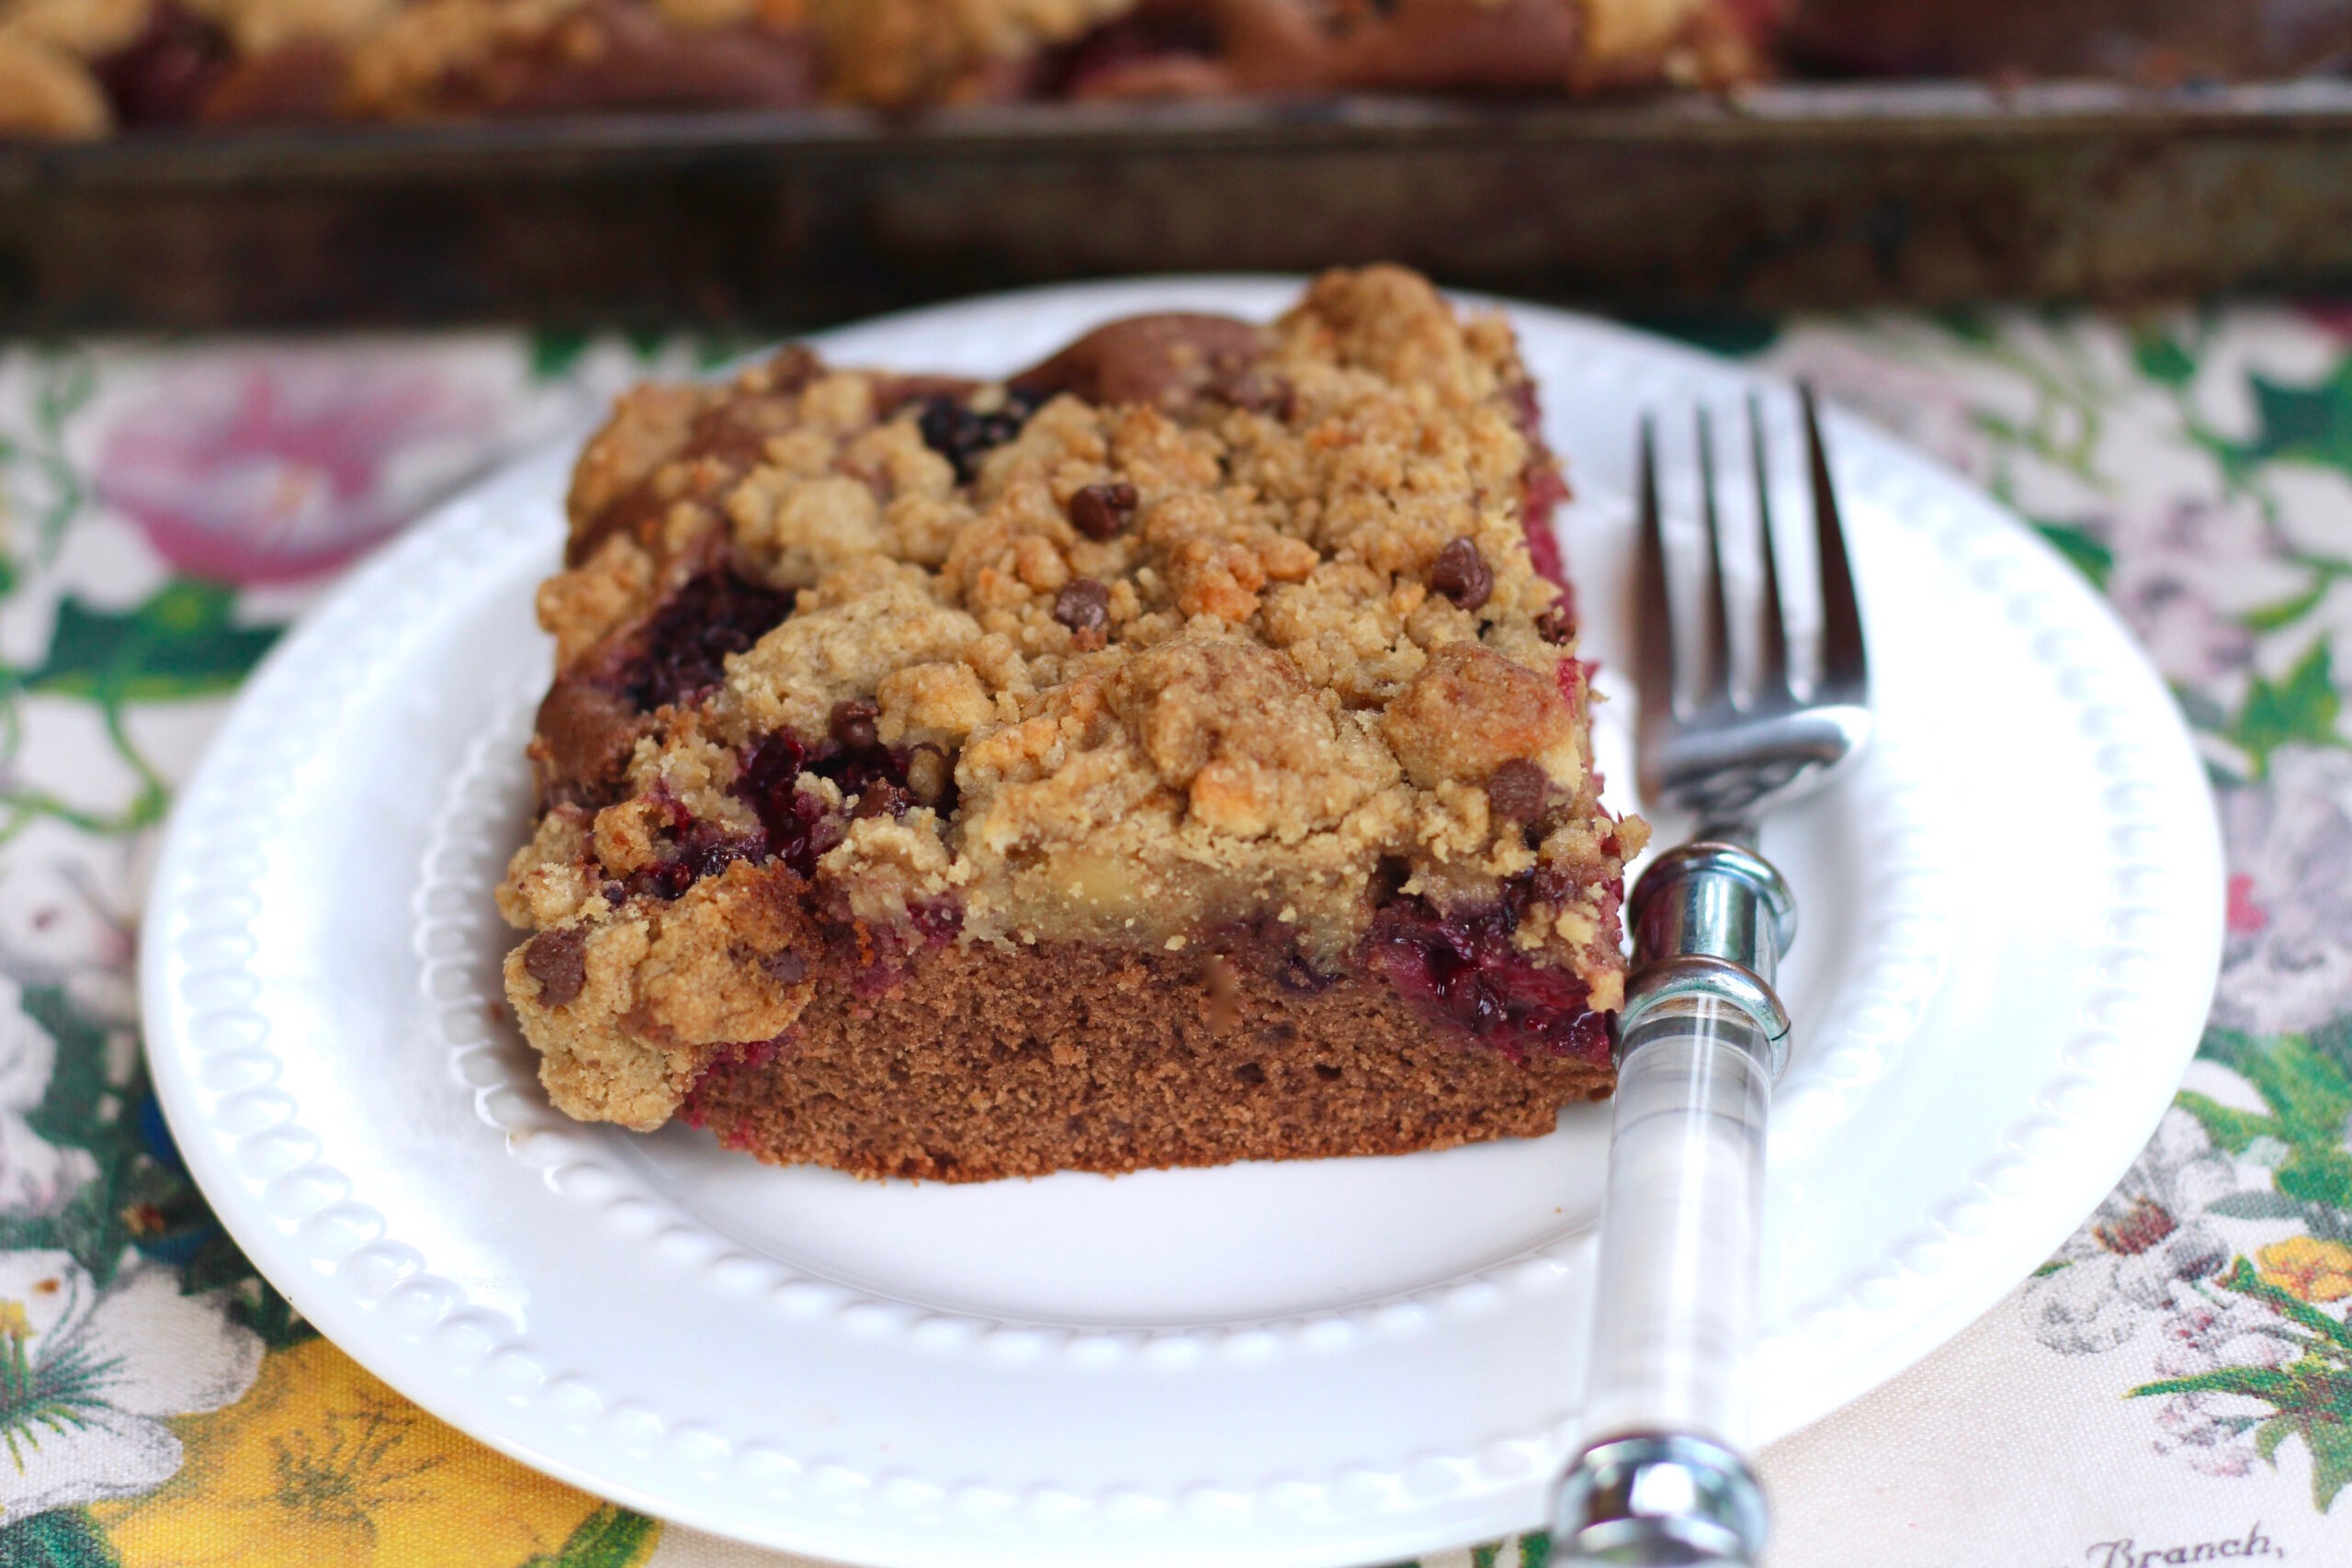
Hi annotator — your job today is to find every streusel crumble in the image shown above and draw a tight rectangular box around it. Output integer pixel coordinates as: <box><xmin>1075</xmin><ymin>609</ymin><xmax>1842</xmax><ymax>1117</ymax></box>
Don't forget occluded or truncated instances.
<box><xmin>498</xmin><ymin>265</ymin><xmax>1644</xmax><ymax>1179</ymax></box>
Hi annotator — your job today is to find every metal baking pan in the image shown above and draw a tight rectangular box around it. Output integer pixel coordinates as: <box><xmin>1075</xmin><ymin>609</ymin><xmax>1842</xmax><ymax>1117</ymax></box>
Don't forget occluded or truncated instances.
<box><xmin>5</xmin><ymin>79</ymin><xmax>2351</xmax><ymax>331</ymax></box>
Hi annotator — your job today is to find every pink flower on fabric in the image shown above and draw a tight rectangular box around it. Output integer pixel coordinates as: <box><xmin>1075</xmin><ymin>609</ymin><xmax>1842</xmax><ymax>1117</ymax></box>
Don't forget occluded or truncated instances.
<box><xmin>97</xmin><ymin>355</ymin><xmax>501</xmax><ymax>585</ymax></box>
<box><xmin>2226</xmin><ymin>874</ymin><xmax>2269</xmax><ymax>937</ymax></box>
<box><xmin>2153</xmin><ymin>1394</ymin><xmax>2261</xmax><ymax>1478</ymax></box>
<box><xmin>2214</xmin><ymin>747</ymin><xmax>2352</xmax><ymax>1036</ymax></box>
<box><xmin>2152</xmin><ymin>1297</ymin><xmax>2296</xmax><ymax>1382</ymax></box>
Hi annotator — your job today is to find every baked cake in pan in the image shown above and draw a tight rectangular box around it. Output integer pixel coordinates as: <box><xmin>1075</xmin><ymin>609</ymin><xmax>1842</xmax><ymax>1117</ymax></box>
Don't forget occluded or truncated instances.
<box><xmin>497</xmin><ymin>265</ymin><xmax>1644</xmax><ymax>1179</ymax></box>
<box><xmin>815</xmin><ymin>0</ymin><xmax>1786</xmax><ymax>107</ymax></box>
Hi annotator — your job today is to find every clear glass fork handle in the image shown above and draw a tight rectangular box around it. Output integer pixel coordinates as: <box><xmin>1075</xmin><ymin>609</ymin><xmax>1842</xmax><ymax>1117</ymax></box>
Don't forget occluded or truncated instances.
<box><xmin>1555</xmin><ymin>840</ymin><xmax>1794</xmax><ymax>1566</ymax></box>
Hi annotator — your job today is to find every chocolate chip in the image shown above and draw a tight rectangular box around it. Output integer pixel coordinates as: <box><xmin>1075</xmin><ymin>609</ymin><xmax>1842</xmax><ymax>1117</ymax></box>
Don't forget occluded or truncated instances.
<box><xmin>905</xmin><ymin>744</ymin><xmax>952</xmax><ymax>807</ymax></box>
<box><xmin>830</xmin><ymin>697</ymin><xmax>879</xmax><ymax>752</ymax></box>
<box><xmin>523</xmin><ymin>928</ymin><xmax>588</xmax><ymax>1007</ymax></box>
<box><xmin>1535</xmin><ymin>605</ymin><xmax>1575</xmax><ymax>645</ymax></box>
<box><xmin>1053</xmin><ymin>578</ymin><xmax>1111</xmax><ymax>635</ymax></box>
<box><xmin>1487</xmin><ymin>759</ymin><xmax>1551</xmax><ymax>823</ymax></box>
<box><xmin>1430</xmin><ymin>536</ymin><xmax>1493</xmax><ymax>612</ymax></box>
<box><xmin>1233</xmin><ymin>1062</ymin><xmax>1267</xmax><ymax>1087</ymax></box>
<box><xmin>762</xmin><ymin>949</ymin><xmax>808</xmax><ymax>986</ymax></box>
<box><xmin>1069</xmin><ymin>482</ymin><xmax>1138</xmax><ymax>541</ymax></box>
<box><xmin>854</xmin><ymin>781</ymin><xmax>912</xmax><ymax>819</ymax></box>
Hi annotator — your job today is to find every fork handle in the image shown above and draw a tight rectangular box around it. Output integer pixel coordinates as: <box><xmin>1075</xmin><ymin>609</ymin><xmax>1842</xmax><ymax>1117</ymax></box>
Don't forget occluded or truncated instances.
<box><xmin>1554</xmin><ymin>841</ymin><xmax>1793</xmax><ymax>1566</ymax></box>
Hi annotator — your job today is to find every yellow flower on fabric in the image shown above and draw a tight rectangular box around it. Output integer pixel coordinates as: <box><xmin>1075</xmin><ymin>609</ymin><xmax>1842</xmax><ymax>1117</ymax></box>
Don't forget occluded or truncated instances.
<box><xmin>88</xmin><ymin>1337</ymin><xmax>658</xmax><ymax>1568</ymax></box>
<box><xmin>2255</xmin><ymin>1236</ymin><xmax>2352</xmax><ymax>1303</ymax></box>
<box><xmin>0</xmin><ymin>1299</ymin><xmax>28</xmax><ymax>1339</ymax></box>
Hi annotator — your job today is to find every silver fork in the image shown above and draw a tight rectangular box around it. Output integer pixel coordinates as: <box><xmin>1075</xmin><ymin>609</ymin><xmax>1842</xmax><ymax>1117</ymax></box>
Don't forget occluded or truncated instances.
<box><xmin>1553</xmin><ymin>389</ymin><xmax>1872</xmax><ymax>1566</ymax></box>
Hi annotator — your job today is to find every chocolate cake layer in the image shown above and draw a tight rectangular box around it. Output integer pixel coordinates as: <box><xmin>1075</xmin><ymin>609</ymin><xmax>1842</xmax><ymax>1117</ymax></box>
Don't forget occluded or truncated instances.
<box><xmin>685</xmin><ymin>936</ymin><xmax>1613</xmax><ymax>1180</ymax></box>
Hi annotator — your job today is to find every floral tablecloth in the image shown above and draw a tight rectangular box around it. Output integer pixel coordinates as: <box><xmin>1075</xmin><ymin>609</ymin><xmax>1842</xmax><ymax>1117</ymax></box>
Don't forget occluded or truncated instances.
<box><xmin>0</xmin><ymin>303</ymin><xmax>2346</xmax><ymax>1568</ymax></box>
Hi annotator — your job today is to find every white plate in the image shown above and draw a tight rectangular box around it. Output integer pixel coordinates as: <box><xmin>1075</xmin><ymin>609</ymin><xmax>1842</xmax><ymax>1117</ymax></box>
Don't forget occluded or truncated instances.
<box><xmin>142</xmin><ymin>281</ymin><xmax>2222</xmax><ymax>1568</ymax></box>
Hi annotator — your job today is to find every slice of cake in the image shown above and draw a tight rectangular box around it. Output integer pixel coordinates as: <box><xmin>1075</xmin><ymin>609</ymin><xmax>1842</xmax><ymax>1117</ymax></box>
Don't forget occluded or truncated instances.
<box><xmin>814</xmin><ymin>0</ymin><xmax>1786</xmax><ymax>108</ymax></box>
<box><xmin>497</xmin><ymin>265</ymin><xmax>1644</xmax><ymax>1180</ymax></box>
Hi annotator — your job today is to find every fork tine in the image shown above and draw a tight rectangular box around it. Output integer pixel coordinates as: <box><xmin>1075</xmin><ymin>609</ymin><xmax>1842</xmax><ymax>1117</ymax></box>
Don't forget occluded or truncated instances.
<box><xmin>1696</xmin><ymin>406</ymin><xmax>1734</xmax><ymax>710</ymax></box>
<box><xmin>1747</xmin><ymin>392</ymin><xmax>1791</xmax><ymax>700</ymax></box>
<box><xmin>1633</xmin><ymin>414</ymin><xmax>1679</xmax><ymax>719</ymax></box>
<box><xmin>1802</xmin><ymin>384</ymin><xmax>1869</xmax><ymax>695</ymax></box>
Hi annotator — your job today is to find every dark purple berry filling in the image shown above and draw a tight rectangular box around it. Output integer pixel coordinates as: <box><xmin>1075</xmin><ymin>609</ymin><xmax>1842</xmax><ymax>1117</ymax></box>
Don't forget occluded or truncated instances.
<box><xmin>906</xmin><ymin>897</ymin><xmax>963</xmax><ymax>947</ymax></box>
<box><xmin>735</xmin><ymin>731</ymin><xmax>843</xmax><ymax>879</ymax></box>
<box><xmin>1503</xmin><ymin>378</ymin><xmax>1573</xmax><ymax>598</ymax></box>
<box><xmin>917</xmin><ymin>390</ymin><xmax>1045</xmax><ymax>485</ymax></box>
<box><xmin>740</xmin><ymin>723</ymin><xmax>960</xmax><ymax>863</ymax></box>
<box><xmin>620</xmin><ymin>570</ymin><xmax>796</xmax><ymax>714</ymax></box>
<box><xmin>628</xmin><ymin>711</ymin><xmax>966</xmax><ymax>900</ymax></box>
<box><xmin>622</xmin><ymin>833</ymin><xmax>748</xmax><ymax>902</ymax></box>
<box><xmin>1366</xmin><ymin>871</ymin><xmax>1615</xmax><ymax>1064</ymax></box>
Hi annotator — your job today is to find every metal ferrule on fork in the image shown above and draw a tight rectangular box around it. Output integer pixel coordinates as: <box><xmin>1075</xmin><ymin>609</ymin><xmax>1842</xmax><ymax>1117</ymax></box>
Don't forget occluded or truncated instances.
<box><xmin>1622</xmin><ymin>841</ymin><xmax>1796</xmax><ymax>1079</ymax></box>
